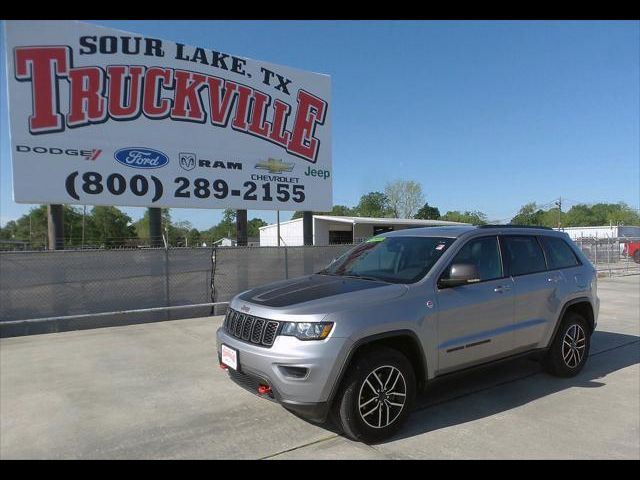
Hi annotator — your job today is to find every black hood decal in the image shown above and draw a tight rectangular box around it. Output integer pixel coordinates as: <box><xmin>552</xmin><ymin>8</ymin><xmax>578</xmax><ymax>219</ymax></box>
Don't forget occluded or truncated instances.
<box><xmin>238</xmin><ymin>274</ymin><xmax>386</xmax><ymax>307</ymax></box>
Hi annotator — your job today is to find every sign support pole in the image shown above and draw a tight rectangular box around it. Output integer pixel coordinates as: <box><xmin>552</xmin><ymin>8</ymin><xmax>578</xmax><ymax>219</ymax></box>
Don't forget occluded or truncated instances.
<box><xmin>303</xmin><ymin>211</ymin><xmax>313</xmax><ymax>246</ymax></box>
<box><xmin>236</xmin><ymin>209</ymin><xmax>248</xmax><ymax>246</ymax></box>
<box><xmin>47</xmin><ymin>204</ymin><xmax>64</xmax><ymax>250</ymax></box>
<box><xmin>149</xmin><ymin>208</ymin><xmax>163</xmax><ymax>248</ymax></box>
<box><xmin>277</xmin><ymin>210</ymin><xmax>281</xmax><ymax>247</ymax></box>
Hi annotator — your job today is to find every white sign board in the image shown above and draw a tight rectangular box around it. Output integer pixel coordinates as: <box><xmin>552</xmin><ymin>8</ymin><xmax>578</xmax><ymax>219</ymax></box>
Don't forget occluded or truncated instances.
<box><xmin>4</xmin><ymin>20</ymin><xmax>332</xmax><ymax>211</ymax></box>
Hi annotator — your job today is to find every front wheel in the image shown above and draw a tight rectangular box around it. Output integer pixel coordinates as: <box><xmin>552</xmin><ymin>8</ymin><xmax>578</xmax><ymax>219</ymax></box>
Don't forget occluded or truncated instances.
<box><xmin>334</xmin><ymin>347</ymin><xmax>416</xmax><ymax>443</ymax></box>
<box><xmin>633</xmin><ymin>251</ymin><xmax>640</xmax><ymax>264</ymax></box>
<box><xmin>543</xmin><ymin>312</ymin><xmax>591</xmax><ymax>377</ymax></box>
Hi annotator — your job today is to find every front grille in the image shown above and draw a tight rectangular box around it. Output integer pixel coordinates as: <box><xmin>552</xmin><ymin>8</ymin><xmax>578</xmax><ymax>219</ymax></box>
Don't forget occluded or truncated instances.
<box><xmin>223</xmin><ymin>309</ymin><xmax>280</xmax><ymax>347</ymax></box>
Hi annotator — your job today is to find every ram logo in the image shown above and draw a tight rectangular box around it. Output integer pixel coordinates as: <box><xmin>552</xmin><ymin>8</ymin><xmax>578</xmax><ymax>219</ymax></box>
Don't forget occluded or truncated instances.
<box><xmin>179</xmin><ymin>152</ymin><xmax>196</xmax><ymax>171</ymax></box>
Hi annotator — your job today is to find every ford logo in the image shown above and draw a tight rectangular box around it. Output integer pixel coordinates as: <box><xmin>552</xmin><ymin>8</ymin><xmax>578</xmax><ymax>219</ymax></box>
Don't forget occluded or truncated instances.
<box><xmin>114</xmin><ymin>147</ymin><xmax>169</xmax><ymax>169</ymax></box>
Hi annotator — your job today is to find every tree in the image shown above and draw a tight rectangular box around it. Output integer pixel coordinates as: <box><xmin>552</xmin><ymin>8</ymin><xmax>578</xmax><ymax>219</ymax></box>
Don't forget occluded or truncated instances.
<box><xmin>441</xmin><ymin>210</ymin><xmax>488</xmax><ymax>225</ymax></box>
<box><xmin>90</xmin><ymin>206</ymin><xmax>136</xmax><ymax>247</ymax></box>
<box><xmin>248</xmin><ymin>218</ymin><xmax>268</xmax><ymax>238</ymax></box>
<box><xmin>510</xmin><ymin>202</ymin><xmax>545</xmax><ymax>226</ymax></box>
<box><xmin>564</xmin><ymin>202</ymin><xmax>640</xmax><ymax>227</ymax></box>
<box><xmin>187</xmin><ymin>228</ymin><xmax>202</xmax><ymax>247</ymax></box>
<box><xmin>353</xmin><ymin>192</ymin><xmax>391</xmax><ymax>218</ymax></box>
<box><xmin>0</xmin><ymin>205</ymin><xmax>85</xmax><ymax>249</ymax></box>
<box><xmin>384</xmin><ymin>180</ymin><xmax>424</xmax><ymax>218</ymax></box>
<box><xmin>414</xmin><ymin>202</ymin><xmax>441</xmax><ymax>220</ymax></box>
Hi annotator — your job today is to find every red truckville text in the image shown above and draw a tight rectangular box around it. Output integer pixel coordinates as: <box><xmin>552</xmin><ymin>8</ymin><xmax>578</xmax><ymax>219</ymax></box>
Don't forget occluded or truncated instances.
<box><xmin>13</xmin><ymin>46</ymin><xmax>328</xmax><ymax>163</ymax></box>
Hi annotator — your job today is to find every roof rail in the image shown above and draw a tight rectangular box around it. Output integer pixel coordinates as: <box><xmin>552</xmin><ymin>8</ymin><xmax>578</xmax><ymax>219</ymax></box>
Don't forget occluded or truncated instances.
<box><xmin>478</xmin><ymin>224</ymin><xmax>553</xmax><ymax>230</ymax></box>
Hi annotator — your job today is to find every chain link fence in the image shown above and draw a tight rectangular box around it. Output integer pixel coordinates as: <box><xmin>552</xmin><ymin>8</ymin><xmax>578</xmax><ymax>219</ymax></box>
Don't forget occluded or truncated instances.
<box><xmin>1</xmin><ymin>237</ymin><xmax>638</xmax><ymax>335</ymax></box>
<box><xmin>574</xmin><ymin>236</ymin><xmax>640</xmax><ymax>277</ymax></box>
<box><xmin>211</xmin><ymin>244</ymin><xmax>352</xmax><ymax>304</ymax></box>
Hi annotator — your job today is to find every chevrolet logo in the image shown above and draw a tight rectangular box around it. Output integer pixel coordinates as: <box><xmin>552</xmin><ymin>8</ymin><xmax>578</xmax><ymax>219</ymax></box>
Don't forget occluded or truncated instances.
<box><xmin>255</xmin><ymin>158</ymin><xmax>294</xmax><ymax>174</ymax></box>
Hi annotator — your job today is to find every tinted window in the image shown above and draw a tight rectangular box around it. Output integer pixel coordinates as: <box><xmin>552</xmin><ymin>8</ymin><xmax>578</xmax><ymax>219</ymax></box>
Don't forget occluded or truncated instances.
<box><xmin>322</xmin><ymin>236</ymin><xmax>455</xmax><ymax>284</ymax></box>
<box><xmin>502</xmin><ymin>236</ymin><xmax>547</xmax><ymax>276</ymax></box>
<box><xmin>541</xmin><ymin>236</ymin><xmax>580</xmax><ymax>269</ymax></box>
<box><xmin>447</xmin><ymin>236</ymin><xmax>503</xmax><ymax>281</ymax></box>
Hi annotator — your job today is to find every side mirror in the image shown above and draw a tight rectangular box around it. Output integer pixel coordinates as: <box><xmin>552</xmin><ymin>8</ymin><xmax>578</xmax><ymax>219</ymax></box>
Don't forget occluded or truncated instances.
<box><xmin>438</xmin><ymin>263</ymin><xmax>481</xmax><ymax>288</ymax></box>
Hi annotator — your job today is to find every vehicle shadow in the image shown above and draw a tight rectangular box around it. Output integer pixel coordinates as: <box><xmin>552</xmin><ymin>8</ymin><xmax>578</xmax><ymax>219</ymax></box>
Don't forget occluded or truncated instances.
<box><xmin>385</xmin><ymin>330</ymin><xmax>639</xmax><ymax>444</ymax></box>
<box><xmin>308</xmin><ymin>331</ymin><xmax>639</xmax><ymax>441</ymax></box>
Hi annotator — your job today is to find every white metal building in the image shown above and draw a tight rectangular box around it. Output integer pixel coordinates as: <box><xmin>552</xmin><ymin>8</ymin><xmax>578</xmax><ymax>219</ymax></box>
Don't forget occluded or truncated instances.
<box><xmin>259</xmin><ymin>215</ymin><xmax>468</xmax><ymax>246</ymax></box>
<box><xmin>555</xmin><ymin>225</ymin><xmax>640</xmax><ymax>240</ymax></box>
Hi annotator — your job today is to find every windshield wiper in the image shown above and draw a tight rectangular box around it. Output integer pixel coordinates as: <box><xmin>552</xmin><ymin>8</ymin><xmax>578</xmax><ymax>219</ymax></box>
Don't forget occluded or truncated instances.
<box><xmin>341</xmin><ymin>274</ymin><xmax>389</xmax><ymax>283</ymax></box>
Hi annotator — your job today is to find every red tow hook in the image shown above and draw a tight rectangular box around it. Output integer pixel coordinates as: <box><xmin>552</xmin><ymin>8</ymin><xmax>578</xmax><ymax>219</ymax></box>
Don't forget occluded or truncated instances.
<box><xmin>257</xmin><ymin>384</ymin><xmax>272</xmax><ymax>395</ymax></box>
<box><xmin>219</xmin><ymin>362</ymin><xmax>228</xmax><ymax>370</ymax></box>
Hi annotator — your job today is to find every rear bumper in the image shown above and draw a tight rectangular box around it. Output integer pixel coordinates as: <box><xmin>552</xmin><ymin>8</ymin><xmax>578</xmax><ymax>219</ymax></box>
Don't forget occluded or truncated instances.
<box><xmin>216</xmin><ymin>326</ymin><xmax>352</xmax><ymax>421</ymax></box>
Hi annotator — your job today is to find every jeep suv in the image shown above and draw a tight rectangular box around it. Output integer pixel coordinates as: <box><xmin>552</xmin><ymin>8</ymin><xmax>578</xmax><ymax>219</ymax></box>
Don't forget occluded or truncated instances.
<box><xmin>216</xmin><ymin>225</ymin><xmax>599</xmax><ymax>443</ymax></box>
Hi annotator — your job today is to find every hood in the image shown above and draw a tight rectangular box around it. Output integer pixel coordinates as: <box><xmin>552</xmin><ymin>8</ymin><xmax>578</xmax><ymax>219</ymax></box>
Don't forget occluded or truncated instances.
<box><xmin>236</xmin><ymin>274</ymin><xmax>407</xmax><ymax>309</ymax></box>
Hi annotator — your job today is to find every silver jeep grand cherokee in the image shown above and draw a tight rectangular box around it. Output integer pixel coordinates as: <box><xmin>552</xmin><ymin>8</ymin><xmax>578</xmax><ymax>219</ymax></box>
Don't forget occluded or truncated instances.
<box><xmin>217</xmin><ymin>225</ymin><xmax>599</xmax><ymax>442</ymax></box>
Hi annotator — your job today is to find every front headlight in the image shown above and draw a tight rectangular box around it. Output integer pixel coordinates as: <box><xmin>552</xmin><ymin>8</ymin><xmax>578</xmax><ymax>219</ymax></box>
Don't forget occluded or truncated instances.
<box><xmin>280</xmin><ymin>322</ymin><xmax>334</xmax><ymax>340</ymax></box>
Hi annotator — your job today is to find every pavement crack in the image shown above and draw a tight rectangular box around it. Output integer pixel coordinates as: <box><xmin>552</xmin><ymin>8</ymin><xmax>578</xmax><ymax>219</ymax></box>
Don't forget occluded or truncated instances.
<box><xmin>259</xmin><ymin>433</ymin><xmax>339</xmax><ymax>459</ymax></box>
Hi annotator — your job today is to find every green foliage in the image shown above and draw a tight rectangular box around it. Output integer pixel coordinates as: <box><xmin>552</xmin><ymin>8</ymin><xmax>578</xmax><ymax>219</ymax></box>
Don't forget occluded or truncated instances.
<box><xmin>248</xmin><ymin>218</ymin><xmax>268</xmax><ymax>238</ymax></box>
<box><xmin>414</xmin><ymin>203</ymin><xmax>441</xmax><ymax>220</ymax></box>
<box><xmin>441</xmin><ymin>210</ymin><xmax>488</xmax><ymax>225</ymax></box>
<box><xmin>352</xmin><ymin>192</ymin><xmax>391</xmax><ymax>218</ymax></box>
<box><xmin>90</xmin><ymin>206</ymin><xmax>136</xmax><ymax>247</ymax></box>
<box><xmin>510</xmin><ymin>202</ymin><xmax>639</xmax><ymax>228</ymax></box>
<box><xmin>384</xmin><ymin>180</ymin><xmax>424</xmax><ymax>218</ymax></box>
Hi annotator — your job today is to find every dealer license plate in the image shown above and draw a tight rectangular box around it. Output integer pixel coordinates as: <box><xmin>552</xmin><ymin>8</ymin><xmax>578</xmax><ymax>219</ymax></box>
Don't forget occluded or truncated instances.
<box><xmin>221</xmin><ymin>344</ymin><xmax>238</xmax><ymax>370</ymax></box>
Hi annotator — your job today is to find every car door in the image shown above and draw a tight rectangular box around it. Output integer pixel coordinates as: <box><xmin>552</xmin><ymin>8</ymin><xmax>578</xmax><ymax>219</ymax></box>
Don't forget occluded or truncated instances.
<box><xmin>500</xmin><ymin>235</ymin><xmax>558</xmax><ymax>351</ymax></box>
<box><xmin>436</xmin><ymin>235</ymin><xmax>515</xmax><ymax>374</ymax></box>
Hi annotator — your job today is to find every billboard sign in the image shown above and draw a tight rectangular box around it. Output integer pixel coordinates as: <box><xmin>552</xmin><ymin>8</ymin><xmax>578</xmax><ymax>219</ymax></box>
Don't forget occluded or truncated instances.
<box><xmin>4</xmin><ymin>20</ymin><xmax>332</xmax><ymax>210</ymax></box>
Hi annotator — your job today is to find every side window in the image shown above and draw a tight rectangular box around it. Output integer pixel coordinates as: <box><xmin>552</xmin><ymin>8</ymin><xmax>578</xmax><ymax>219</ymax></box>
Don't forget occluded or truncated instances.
<box><xmin>502</xmin><ymin>235</ymin><xmax>547</xmax><ymax>276</ymax></box>
<box><xmin>448</xmin><ymin>236</ymin><xmax>503</xmax><ymax>281</ymax></box>
<box><xmin>540</xmin><ymin>236</ymin><xmax>580</xmax><ymax>270</ymax></box>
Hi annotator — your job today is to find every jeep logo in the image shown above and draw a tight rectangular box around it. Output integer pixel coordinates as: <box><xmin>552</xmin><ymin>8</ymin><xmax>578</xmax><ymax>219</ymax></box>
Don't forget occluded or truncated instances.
<box><xmin>304</xmin><ymin>166</ymin><xmax>331</xmax><ymax>180</ymax></box>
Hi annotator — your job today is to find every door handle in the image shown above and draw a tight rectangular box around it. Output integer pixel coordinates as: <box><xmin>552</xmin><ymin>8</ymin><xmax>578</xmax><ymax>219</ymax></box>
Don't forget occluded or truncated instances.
<box><xmin>547</xmin><ymin>276</ymin><xmax>559</xmax><ymax>283</ymax></box>
<box><xmin>494</xmin><ymin>285</ymin><xmax>511</xmax><ymax>293</ymax></box>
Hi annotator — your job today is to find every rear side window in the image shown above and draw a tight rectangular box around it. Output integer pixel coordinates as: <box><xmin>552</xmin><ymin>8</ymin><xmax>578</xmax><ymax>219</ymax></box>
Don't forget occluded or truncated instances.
<box><xmin>540</xmin><ymin>236</ymin><xmax>580</xmax><ymax>269</ymax></box>
<box><xmin>502</xmin><ymin>236</ymin><xmax>547</xmax><ymax>276</ymax></box>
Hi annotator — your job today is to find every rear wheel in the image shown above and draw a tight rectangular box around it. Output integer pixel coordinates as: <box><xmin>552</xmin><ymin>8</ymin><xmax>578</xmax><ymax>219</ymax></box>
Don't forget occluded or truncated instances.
<box><xmin>543</xmin><ymin>312</ymin><xmax>590</xmax><ymax>377</ymax></box>
<box><xmin>334</xmin><ymin>347</ymin><xmax>416</xmax><ymax>443</ymax></box>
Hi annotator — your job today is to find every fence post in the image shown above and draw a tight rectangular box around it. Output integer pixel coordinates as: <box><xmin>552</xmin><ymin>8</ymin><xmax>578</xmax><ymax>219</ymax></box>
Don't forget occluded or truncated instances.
<box><xmin>284</xmin><ymin>246</ymin><xmax>289</xmax><ymax>279</ymax></box>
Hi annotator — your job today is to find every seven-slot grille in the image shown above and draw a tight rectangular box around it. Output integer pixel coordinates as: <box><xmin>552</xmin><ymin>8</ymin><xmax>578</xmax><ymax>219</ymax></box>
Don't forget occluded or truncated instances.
<box><xmin>224</xmin><ymin>309</ymin><xmax>280</xmax><ymax>347</ymax></box>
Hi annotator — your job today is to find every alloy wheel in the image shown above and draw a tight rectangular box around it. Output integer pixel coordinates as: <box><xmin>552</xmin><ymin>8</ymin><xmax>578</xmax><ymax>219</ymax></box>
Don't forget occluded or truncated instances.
<box><xmin>562</xmin><ymin>324</ymin><xmax>586</xmax><ymax>369</ymax></box>
<box><xmin>358</xmin><ymin>365</ymin><xmax>407</xmax><ymax>429</ymax></box>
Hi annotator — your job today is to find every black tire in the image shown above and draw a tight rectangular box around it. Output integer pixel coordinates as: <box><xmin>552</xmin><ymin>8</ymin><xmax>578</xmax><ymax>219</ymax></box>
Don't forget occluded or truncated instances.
<box><xmin>334</xmin><ymin>346</ymin><xmax>416</xmax><ymax>443</ymax></box>
<box><xmin>543</xmin><ymin>312</ymin><xmax>591</xmax><ymax>377</ymax></box>
<box><xmin>633</xmin><ymin>251</ymin><xmax>640</xmax><ymax>264</ymax></box>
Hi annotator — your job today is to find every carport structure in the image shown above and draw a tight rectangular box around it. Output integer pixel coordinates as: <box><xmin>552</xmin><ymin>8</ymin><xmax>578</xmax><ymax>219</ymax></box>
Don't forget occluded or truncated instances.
<box><xmin>259</xmin><ymin>215</ymin><xmax>468</xmax><ymax>246</ymax></box>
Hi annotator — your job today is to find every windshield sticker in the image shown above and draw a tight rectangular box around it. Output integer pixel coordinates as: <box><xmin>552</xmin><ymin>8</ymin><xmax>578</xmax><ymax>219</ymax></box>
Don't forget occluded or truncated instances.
<box><xmin>366</xmin><ymin>236</ymin><xmax>386</xmax><ymax>243</ymax></box>
<box><xmin>435</xmin><ymin>244</ymin><xmax>446</xmax><ymax>250</ymax></box>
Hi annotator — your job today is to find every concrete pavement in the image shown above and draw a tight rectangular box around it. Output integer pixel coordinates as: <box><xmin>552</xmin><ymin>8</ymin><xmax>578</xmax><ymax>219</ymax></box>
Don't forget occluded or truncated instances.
<box><xmin>1</xmin><ymin>276</ymin><xmax>638</xmax><ymax>459</ymax></box>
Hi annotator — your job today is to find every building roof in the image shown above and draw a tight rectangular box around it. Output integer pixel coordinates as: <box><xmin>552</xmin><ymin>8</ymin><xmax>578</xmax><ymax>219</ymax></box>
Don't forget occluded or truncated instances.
<box><xmin>312</xmin><ymin>215</ymin><xmax>468</xmax><ymax>226</ymax></box>
<box><xmin>259</xmin><ymin>215</ymin><xmax>468</xmax><ymax>230</ymax></box>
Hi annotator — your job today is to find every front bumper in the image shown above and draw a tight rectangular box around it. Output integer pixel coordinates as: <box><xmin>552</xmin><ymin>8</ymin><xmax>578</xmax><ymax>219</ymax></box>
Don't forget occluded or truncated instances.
<box><xmin>216</xmin><ymin>327</ymin><xmax>352</xmax><ymax>421</ymax></box>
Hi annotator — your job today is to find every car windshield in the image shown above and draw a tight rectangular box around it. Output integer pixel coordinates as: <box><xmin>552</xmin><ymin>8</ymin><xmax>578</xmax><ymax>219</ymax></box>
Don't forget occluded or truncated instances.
<box><xmin>319</xmin><ymin>236</ymin><xmax>455</xmax><ymax>284</ymax></box>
